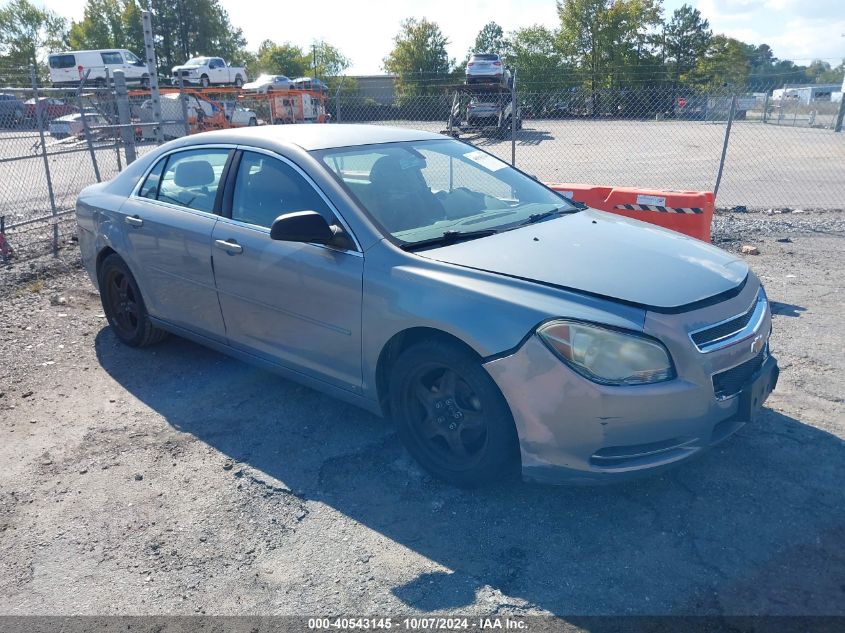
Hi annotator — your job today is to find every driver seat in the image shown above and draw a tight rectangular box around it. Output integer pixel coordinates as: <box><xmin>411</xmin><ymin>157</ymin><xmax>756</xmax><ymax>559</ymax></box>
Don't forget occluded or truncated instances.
<box><xmin>366</xmin><ymin>155</ymin><xmax>444</xmax><ymax>232</ymax></box>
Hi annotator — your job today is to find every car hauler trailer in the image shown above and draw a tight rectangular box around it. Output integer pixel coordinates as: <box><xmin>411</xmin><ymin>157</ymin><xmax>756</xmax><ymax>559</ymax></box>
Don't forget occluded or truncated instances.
<box><xmin>443</xmin><ymin>79</ymin><xmax>519</xmax><ymax>138</ymax></box>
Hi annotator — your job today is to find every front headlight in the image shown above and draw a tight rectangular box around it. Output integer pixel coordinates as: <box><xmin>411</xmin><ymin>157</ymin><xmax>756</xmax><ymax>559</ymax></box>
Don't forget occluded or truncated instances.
<box><xmin>537</xmin><ymin>320</ymin><xmax>675</xmax><ymax>385</ymax></box>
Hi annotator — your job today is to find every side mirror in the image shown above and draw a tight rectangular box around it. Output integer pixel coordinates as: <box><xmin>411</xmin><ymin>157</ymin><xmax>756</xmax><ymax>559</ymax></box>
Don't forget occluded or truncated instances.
<box><xmin>270</xmin><ymin>210</ymin><xmax>340</xmax><ymax>246</ymax></box>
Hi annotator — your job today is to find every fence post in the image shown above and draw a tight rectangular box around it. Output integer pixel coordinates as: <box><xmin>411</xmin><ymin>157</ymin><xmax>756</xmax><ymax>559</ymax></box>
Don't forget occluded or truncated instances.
<box><xmin>76</xmin><ymin>70</ymin><xmax>102</xmax><ymax>183</ymax></box>
<box><xmin>762</xmin><ymin>92</ymin><xmax>769</xmax><ymax>124</ymax></box>
<box><xmin>511</xmin><ymin>66</ymin><xmax>517</xmax><ymax>166</ymax></box>
<box><xmin>142</xmin><ymin>10</ymin><xmax>164</xmax><ymax>144</ymax></box>
<box><xmin>114</xmin><ymin>70</ymin><xmax>137</xmax><ymax>164</ymax></box>
<box><xmin>714</xmin><ymin>94</ymin><xmax>737</xmax><ymax>199</ymax></box>
<box><xmin>334</xmin><ymin>76</ymin><xmax>345</xmax><ymax>123</ymax></box>
<box><xmin>834</xmin><ymin>96</ymin><xmax>845</xmax><ymax>133</ymax></box>
<box><xmin>178</xmin><ymin>74</ymin><xmax>190</xmax><ymax>137</ymax></box>
<box><xmin>29</xmin><ymin>66</ymin><xmax>60</xmax><ymax>256</ymax></box>
<box><xmin>104</xmin><ymin>68</ymin><xmax>122</xmax><ymax>172</ymax></box>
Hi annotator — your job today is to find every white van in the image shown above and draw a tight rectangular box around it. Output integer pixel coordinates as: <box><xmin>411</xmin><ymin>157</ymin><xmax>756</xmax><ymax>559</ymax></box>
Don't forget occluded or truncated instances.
<box><xmin>48</xmin><ymin>50</ymin><xmax>150</xmax><ymax>87</ymax></box>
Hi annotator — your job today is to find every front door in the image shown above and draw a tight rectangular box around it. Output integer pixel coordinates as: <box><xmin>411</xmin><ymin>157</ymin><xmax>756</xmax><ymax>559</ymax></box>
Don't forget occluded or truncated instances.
<box><xmin>120</xmin><ymin>147</ymin><xmax>232</xmax><ymax>341</ymax></box>
<box><xmin>211</xmin><ymin>150</ymin><xmax>363</xmax><ymax>391</ymax></box>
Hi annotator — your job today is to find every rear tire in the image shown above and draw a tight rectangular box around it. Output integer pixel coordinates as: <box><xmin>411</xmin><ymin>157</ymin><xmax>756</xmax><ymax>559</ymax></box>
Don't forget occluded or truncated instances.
<box><xmin>98</xmin><ymin>254</ymin><xmax>167</xmax><ymax>347</ymax></box>
<box><xmin>388</xmin><ymin>339</ymin><xmax>520</xmax><ymax>487</ymax></box>
<box><xmin>234</xmin><ymin>75</ymin><xmax>243</xmax><ymax>88</ymax></box>
<box><xmin>248</xmin><ymin>117</ymin><xmax>257</xmax><ymax>126</ymax></box>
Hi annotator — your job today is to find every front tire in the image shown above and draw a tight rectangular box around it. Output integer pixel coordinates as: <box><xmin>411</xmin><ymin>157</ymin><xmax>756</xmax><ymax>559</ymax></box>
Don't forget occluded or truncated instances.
<box><xmin>99</xmin><ymin>254</ymin><xmax>167</xmax><ymax>347</ymax></box>
<box><xmin>388</xmin><ymin>339</ymin><xmax>519</xmax><ymax>487</ymax></box>
<box><xmin>200</xmin><ymin>75</ymin><xmax>210</xmax><ymax>88</ymax></box>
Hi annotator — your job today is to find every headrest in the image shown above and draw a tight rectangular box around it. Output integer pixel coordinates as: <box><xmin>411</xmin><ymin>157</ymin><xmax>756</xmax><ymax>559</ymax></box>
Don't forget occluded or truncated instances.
<box><xmin>173</xmin><ymin>160</ymin><xmax>214</xmax><ymax>187</ymax></box>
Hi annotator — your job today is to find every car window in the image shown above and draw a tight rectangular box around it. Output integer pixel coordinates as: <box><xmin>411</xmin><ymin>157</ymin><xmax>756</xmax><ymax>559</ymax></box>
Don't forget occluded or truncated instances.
<box><xmin>101</xmin><ymin>52</ymin><xmax>123</xmax><ymax>65</ymax></box>
<box><xmin>138</xmin><ymin>157</ymin><xmax>166</xmax><ymax>199</ymax></box>
<box><xmin>154</xmin><ymin>149</ymin><xmax>230</xmax><ymax>213</ymax></box>
<box><xmin>49</xmin><ymin>54</ymin><xmax>76</xmax><ymax>69</ymax></box>
<box><xmin>124</xmin><ymin>51</ymin><xmax>143</xmax><ymax>65</ymax></box>
<box><xmin>231</xmin><ymin>151</ymin><xmax>333</xmax><ymax>229</ymax></box>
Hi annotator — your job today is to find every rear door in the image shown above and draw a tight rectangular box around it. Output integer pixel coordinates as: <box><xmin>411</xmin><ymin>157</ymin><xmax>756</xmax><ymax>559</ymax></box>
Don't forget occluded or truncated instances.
<box><xmin>119</xmin><ymin>147</ymin><xmax>232</xmax><ymax>341</ymax></box>
<box><xmin>210</xmin><ymin>149</ymin><xmax>364</xmax><ymax>391</ymax></box>
<box><xmin>48</xmin><ymin>53</ymin><xmax>78</xmax><ymax>84</ymax></box>
<box><xmin>209</xmin><ymin>58</ymin><xmax>227</xmax><ymax>84</ymax></box>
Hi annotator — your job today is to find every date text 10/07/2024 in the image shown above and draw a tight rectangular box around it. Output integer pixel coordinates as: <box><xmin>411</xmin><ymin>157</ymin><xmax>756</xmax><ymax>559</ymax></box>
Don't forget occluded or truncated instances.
<box><xmin>308</xmin><ymin>617</ymin><xmax>529</xmax><ymax>630</ymax></box>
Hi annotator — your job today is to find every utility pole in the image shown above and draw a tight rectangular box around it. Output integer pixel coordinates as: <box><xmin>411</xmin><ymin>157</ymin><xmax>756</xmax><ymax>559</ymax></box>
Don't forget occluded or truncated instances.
<box><xmin>312</xmin><ymin>44</ymin><xmax>318</xmax><ymax>78</ymax></box>
<box><xmin>142</xmin><ymin>10</ymin><xmax>163</xmax><ymax>144</ymax></box>
<box><xmin>836</xmin><ymin>34</ymin><xmax>845</xmax><ymax>132</ymax></box>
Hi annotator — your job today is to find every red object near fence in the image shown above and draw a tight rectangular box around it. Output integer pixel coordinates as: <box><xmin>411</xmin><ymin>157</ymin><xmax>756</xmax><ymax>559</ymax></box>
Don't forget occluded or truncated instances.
<box><xmin>546</xmin><ymin>183</ymin><xmax>715</xmax><ymax>242</ymax></box>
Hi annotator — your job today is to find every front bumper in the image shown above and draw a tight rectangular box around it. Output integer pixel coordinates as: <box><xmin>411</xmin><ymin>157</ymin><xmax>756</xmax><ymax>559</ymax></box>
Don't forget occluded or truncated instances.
<box><xmin>171</xmin><ymin>74</ymin><xmax>200</xmax><ymax>85</ymax></box>
<box><xmin>483</xmin><ymin>334</ymin><xmax>778</xmax><ymax>485</ymax></box>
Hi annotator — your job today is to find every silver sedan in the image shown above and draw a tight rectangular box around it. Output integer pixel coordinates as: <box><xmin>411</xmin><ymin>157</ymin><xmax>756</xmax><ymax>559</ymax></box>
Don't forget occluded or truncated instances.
<box><xmin>75</xmin><ymin>125</ymin><xmax>779</xmax><ymax>486</ymax></box>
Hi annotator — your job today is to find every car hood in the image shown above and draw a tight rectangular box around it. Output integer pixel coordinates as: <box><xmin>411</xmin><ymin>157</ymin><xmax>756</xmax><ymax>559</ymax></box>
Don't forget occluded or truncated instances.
<box><xmin>417</xmin><ymin>208</ymin><xmax>748</xmax><ymax>310</ymax></box>
<box><xmin>171</xmin><ymin>65</ymin><xmax>200</xmax><ymax>72</ymax></box>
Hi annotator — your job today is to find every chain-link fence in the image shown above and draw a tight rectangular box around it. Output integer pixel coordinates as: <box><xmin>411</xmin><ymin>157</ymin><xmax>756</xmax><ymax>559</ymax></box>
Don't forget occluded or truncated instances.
<box><xmin>1</xmin><ymin>68</ymin><xmax>843</xmax><ymax>265</ymax></box>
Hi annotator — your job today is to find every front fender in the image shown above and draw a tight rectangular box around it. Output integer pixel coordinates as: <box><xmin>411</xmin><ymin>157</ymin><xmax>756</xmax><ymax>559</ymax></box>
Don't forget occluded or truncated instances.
<box><xmin>360</xmin><ymin>240</ymin><xmax>646</xmax><ymax>402</ymax></box>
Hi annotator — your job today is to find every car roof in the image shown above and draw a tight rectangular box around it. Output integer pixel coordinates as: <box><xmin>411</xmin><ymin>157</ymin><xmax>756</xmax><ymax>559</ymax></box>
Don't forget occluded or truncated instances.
<box><xmin>182</xmin><ymin>124</ymin><xmax>445</xmax><ymax>151</ymax></box>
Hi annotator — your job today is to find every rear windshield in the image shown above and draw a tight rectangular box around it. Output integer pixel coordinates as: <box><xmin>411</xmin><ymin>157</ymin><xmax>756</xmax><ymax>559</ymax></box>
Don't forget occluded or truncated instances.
<box><xmin>471</xmin><ymin>54</ymin><xmax>499</xmax><ymax>61</ymax></box>
<box><xmin>49</xmin><ymin>54</ymin><xmax>76</xmax><ymax>69</ymax></box>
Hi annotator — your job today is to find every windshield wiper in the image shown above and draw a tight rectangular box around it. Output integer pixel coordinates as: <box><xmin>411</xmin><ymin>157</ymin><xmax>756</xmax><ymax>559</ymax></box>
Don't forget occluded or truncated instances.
<box><xmin>520</xmin><ymin>204</ymin><xmax>583</xmax><ymax>226</ymax></box>
<box><xmin>400</xmin><ymin>229</ymin><xmax>498</xmax><ymax>252</ymax></box>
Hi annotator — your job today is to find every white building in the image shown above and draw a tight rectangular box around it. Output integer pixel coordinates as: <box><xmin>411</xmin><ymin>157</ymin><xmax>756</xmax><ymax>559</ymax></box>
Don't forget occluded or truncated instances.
<box><xmin>772</xmin><ymin>84</ymin><xmax>842</xmax><ymax>104</ymax></box>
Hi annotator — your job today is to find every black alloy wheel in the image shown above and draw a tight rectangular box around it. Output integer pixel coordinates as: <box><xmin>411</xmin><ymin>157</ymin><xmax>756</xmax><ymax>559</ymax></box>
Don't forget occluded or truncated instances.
<box><xmin>390</xmin><ymin>340</ymin><xmax>519</xmax><ymax>487</ymax></box>
<box><xmin>98</xmin><ymin>254</ymin><xmax>167</xmax><ymax>347</ymax></box>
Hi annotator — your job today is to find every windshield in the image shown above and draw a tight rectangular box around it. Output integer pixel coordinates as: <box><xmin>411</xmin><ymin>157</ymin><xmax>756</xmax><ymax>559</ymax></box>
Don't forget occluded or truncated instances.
<box><xmin>317</xmin><ymin>139</ymin><xmax>574</xmax><ymax>246</ymax></box>
<box><xmin>184</xmin><ymin>57</ymin><xmax>209</xmax><ymax>66</ymax></box>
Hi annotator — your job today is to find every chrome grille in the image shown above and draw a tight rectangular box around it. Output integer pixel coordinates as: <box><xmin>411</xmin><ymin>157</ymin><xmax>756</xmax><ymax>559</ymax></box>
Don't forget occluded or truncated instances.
<box><xmin>689</xmin><ymin>289</ymin><xmax>767</xmax><ymax>353</ymax></box>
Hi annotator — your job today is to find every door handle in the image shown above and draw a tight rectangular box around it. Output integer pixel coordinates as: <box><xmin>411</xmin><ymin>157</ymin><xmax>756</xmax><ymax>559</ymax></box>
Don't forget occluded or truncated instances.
<box><xmin>125</xmin><ymin>215</ymin><xmax>143</xmax><ymax>227</ymax></box>
<box><xmin>214</xmin><ymin>239</ymin><xmax>243</xmax><ymax>254</ymax></box>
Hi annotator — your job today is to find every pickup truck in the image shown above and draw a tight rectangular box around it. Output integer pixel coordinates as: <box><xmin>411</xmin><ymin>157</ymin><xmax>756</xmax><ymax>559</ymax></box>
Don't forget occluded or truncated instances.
<box><xmin>171</xmin><ymin>57</ymin><xmax>247</xmax><ymax>88</ymax></box>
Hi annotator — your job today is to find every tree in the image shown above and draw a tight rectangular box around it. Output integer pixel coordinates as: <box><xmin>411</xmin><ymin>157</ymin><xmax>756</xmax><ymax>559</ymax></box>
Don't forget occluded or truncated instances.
<box><xmin>0</xmin><ymin>0</ymin><xmax>66</xmax><ymax>68</ymax></box>
<box><xmin>804</xmin><ymin>59</ymin><xmax>844</xmax><ymax>84</ymax></box>
<box><xmin>471</xmin><ymin>22</ymin><xmax>508</xmax><ymax>57</ymax></box>
<box><xmin>311</xmin><ymin>40</ymin><xmax>351</xmax><ymax>77</ymax></box>
<box><xmin>664</xmin><ymin>4</ymin><xmax>711</xmax><ymax>83</ymax></box>
<box><xmin>505</xmin><ymin>25</ymin><xmax>567</xmax><ymax>91</ymax></box>
<box><xmin>383</xmin><ymin>18</ymin><xmax>452</xmax><ymax>98</ymax></box>
<box><xmin>146</xmin><ymin>0</ymin><xmax>247</xmax><ymax>74</ymax></box>
<box><xmin>68</xmin><ymin>0</ymin><xmax>144</xmax><ymax>55</ymax></box>
<box><xmin>557</xmin><ymin>0</ymin><xmax>662</xmax><ymax>99</ymax></box>
<box><xmin>254</xmin><ymin>40</ymin><xmax>308</xmax><ymax>77</ymax></box>
<box><xmin>689</xmin><ymin>35</ymin><xmax>750</xmax><ymax>87</ymax></box>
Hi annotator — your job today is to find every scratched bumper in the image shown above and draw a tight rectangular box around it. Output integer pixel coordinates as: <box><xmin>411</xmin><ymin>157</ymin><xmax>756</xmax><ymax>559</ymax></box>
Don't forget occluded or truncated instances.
<box><xmin>483</xmin><ymin>333</ymin><xmax>775</xmax><ymax>485</ymax></box>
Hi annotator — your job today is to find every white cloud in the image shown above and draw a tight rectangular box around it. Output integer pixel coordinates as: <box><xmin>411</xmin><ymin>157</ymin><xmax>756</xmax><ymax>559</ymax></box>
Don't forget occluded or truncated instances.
<box><xmin>690</xmin><ymin>0</ymin><xmax>844</xmax><ymax>62</ymax></box>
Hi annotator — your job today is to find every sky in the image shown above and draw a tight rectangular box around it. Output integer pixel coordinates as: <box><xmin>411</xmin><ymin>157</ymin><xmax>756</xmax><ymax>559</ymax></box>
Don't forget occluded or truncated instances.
<box><xmin>22</xmin><ymin>0</ymin><xmax>845</xmax><ymax>74</ymax></box>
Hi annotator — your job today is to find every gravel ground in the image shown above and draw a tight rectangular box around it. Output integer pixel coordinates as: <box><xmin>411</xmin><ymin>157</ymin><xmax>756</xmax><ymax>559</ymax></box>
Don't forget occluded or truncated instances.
<box><xmin>0</xmin><ymin>210</ymin><xmax>843</xmax><ymax>617</ymax></box>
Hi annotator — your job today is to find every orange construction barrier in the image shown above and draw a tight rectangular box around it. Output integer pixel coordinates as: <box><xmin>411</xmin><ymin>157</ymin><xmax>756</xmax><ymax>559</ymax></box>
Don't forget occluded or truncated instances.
<box><xmin>546</xmin><ymin>183</ymin><xmax>714</xmax><ymax>242</ymax></box>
